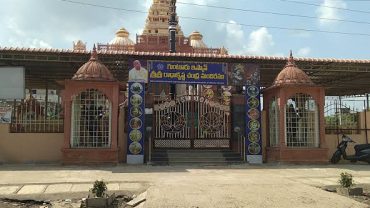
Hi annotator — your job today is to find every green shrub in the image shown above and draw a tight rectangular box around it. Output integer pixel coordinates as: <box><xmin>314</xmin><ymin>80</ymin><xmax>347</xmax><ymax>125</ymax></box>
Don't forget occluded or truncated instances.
<box><xmin>339</xmin><ymin>172</ymin><xmax>354</xmax><ymax>188</ymax></box>
<box><xmin>91</xmin><ymin>180</ymin><xmax>107</xmax><ymax>197</ymax></box>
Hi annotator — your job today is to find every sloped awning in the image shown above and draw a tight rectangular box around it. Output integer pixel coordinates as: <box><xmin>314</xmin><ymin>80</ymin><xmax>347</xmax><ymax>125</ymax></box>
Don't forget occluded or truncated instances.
<box><xmin>0</xmin><ymin>47</ymin><xmax>369</xmax><ymax>96</ymax></box>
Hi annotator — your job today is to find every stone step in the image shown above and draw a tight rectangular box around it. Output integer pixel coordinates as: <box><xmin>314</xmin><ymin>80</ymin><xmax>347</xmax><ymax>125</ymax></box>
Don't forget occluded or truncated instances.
<box><xmin>150</xmin><ymin>150</ymin><xmax>243</xmax><ymax>165</ymax></box>
<box><xmin>150</xmin><ymin>161</ymin><xmax>244</xmax><ymax>166</ymax></box>
<box><xmin>151</xmin><ymin>157</ymin><xmax>241</xmax><ymax>162</ymax></box>
<box><xmin>152</xmin><ymin>150</ymin><xmax>240</xmax><ymax>156</ymax></box>
<box><xmin>151</xmin><ymin>153</ymin><xmax>241</xmax><ymax>157</ymax></box>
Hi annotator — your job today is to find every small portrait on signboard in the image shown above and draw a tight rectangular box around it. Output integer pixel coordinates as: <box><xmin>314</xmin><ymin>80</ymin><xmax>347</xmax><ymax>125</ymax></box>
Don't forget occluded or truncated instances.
<box><xmin>228</xmin><ymin>64</ymin><xmax>260</xmax><ymax>86</ymax></box>
<box><xmin>228</xmin><ymin>64</ymin><xmax>245</xmax><ymax>86</ymax></box>
<box><xmin>244</xmin><ymin>64</ymin><xmax>260</xmax><ymax>85</ymax></box>
<box><xmin>129</xmin><ymin>60</ymin><xmax>148</xmax><ymax>83</ymax></box>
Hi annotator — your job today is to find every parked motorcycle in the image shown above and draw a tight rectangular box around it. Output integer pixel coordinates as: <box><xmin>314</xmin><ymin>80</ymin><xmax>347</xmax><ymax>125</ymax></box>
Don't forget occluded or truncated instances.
<box><xmin>330</xmin><ymin>134</ymin><xmax>370</xmax><ymax>164</ymax></box>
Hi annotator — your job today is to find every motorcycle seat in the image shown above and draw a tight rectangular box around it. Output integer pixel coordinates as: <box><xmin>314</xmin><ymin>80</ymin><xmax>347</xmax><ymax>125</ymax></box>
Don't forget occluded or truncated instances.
<box><xmin>354</xmin><ymin>144</ymin><xmax>370</xmax><ymax>152</ymax></box>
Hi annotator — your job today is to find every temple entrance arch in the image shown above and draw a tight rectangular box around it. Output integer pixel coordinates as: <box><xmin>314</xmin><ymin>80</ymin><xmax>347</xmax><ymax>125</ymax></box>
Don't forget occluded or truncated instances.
<box><xmin>146</xmin><ymin>60</ymin><xmax>231</xmax><ymax>149</ymax></box>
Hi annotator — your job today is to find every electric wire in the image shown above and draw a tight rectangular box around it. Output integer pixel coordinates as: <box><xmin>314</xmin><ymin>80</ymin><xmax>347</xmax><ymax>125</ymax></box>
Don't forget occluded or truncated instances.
<box><xmin>58</xmin><ymin>0</ymin><xmax>370</xmax><ymax>37</ymax></box>
<box><xmin>177</xmin><ymin>1</ymin><xmax>370</xmax><ymax>25</ymax></box>
<box><xmin>277</xmin><ymin>0</ymin><xmax>370</xmax><ymax>14</ymax></box>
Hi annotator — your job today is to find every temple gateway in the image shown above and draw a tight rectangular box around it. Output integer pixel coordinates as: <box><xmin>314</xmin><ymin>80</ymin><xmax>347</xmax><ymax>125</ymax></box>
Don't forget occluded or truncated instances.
<box><xmin>1</xmin><ymin>0</ymin><xmax>370</xmax><ymax>164</ymax></box>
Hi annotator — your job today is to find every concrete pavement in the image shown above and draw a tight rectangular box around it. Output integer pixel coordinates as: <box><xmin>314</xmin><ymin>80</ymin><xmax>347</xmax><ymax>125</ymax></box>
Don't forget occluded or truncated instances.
<box><xmin>0</xmin><ymin>164</ymin><xmax>369</xmax><ymax>207</ymax></box>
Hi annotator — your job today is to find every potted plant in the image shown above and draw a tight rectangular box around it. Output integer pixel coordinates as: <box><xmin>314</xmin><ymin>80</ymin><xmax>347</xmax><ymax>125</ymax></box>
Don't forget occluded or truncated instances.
<box><xmin>86</xmin><ymin>180</ymin><xmax>115</xmax><ymax>208</ymax></box>
<box><xmin>336</xmin><ymin>172</ymin><xmax>363</xmax><ymax>196</ymax></box>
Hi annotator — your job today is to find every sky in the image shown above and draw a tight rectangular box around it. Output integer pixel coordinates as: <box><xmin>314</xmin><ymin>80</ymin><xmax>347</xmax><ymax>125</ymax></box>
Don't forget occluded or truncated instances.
<box><xmin>1</xmin><ymin>0</ymin><xmax>370</xmax><ymax>59</ymax></box>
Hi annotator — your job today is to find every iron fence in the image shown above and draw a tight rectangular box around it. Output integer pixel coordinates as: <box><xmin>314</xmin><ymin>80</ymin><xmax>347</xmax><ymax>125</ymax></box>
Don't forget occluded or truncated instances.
<box><xmin>4</xmin><ymin>89</ymin><xmax>64</xmax><ymax>133</ymax></box>
<box><xmin>325</xmin><ymin>98</ymin><xmax>365</xmax><ymax>135</ymax></box>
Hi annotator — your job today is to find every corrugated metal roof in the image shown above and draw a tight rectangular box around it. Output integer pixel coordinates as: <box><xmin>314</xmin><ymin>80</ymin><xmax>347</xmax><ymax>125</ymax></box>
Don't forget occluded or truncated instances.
<box><xmin>1</xmin><ymin>46</ymin><xmax>370</xmax><ymax>63</ymax></box>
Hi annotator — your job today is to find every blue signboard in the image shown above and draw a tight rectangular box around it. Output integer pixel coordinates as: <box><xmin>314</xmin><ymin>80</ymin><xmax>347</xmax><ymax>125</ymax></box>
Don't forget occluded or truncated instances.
<box><xmin>148</xmin><ymin>60</ymin><xmax>227</xmax><ymax>85</ymax></box>
<box><xmin>127</xmin><ymin>81</ymin><xmax>145</xmax><ymax>164</ymax></box>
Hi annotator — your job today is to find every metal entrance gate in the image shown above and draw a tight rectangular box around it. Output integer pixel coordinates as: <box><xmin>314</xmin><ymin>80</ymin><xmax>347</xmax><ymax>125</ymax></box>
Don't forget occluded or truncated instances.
<box><xmin>153</xmin><ymin>92</ymin><xmax>231</xmax><ymax>149</ymax></box>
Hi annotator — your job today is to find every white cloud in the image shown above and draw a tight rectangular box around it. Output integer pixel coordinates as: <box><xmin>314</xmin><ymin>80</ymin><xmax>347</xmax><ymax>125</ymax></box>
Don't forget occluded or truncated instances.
<box><xmin>219</xmin><ymin>20</ymin><xmax>246</xmax><ymax>54</ymax></box>
<box><xmin>6</xmin><ymin>18</ymin><xmax>25</xmax><ymax>36</ymax></box>
<box><xmin>30</xmin><ymin>39</ymin><xmax>52</xmax><ymax>48</ymax></box>
<box><xmin>218</xmin><ymin>20</ymin><xmax>278</xmax><ymax>55</ymax></box>
<box><xmin>246</xmin><ymin>27</ymin><xmax>275</xmax><ymax>55</ymax></box>
<box><xmin>7</xmin><ymin>38</ymin><xmax>52</xmax><ymax>48</ymax></box>
<box><xmin>317</xmin><ymin>0</ymin><xmax>347</xmax><ymax>25</ymax></box>
<box><xmin>141</xmin><ymin>0</ymin><xmax>152</xmax><ymax>10</ymax></box>
<box><xmin>296</xmin><ymin>47</ymin><xmax>311</xmax><ymax>57</ymax></box>
<box><xmin>226</xmin><ymin>21</ymin><xmax>244</xmax><ymax>42</ymax></box>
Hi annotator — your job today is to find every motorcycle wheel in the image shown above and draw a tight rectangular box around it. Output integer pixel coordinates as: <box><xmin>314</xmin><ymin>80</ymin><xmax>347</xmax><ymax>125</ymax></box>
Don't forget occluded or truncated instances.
<box><xmin>330</xmin><ymin>150</ymin><xmax>341</xmax><ymax>164</ymax></box>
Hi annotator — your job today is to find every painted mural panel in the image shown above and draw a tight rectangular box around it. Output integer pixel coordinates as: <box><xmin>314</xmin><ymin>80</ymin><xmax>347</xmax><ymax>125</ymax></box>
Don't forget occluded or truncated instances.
<box><xmin>227</xmin><ymin>63</ymin><xmax>260</xmax><ymax>86</ymax></box>
<box><xmin>127</xmin><ymin>81</ymin><xmax>145</xmax><ymax>164</ymax></box>
<box><xmin>230</xmin><ymin>64</ymin><xmax>262</xmax><ymax>164</ymax></box>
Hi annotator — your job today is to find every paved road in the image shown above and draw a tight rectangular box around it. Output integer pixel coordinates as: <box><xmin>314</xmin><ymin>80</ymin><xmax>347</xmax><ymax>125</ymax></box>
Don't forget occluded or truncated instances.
<box><xmin>0</xmin><ymin>164</ymin><xmax>369</xmax><ymax>207</ymax></box>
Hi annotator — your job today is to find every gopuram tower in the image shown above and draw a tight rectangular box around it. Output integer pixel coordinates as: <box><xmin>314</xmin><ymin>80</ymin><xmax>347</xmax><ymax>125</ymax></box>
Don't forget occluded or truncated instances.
<box><xmin>135</xmin><ymin>0</ymin><xmax>192</xmax><ymax>52</ymax></box>
<box><xmin>94</xmin><ymin>0</ymin><xmax>227</xmax><ymax>54</ymax></box>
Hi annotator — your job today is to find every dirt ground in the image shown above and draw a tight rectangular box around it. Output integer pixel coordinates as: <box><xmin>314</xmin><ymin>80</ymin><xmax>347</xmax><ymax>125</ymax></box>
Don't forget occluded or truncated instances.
<box><xmin>0</xmin><ymin>198</ymin><xmax>49</xmax><ymax>208</ymax></box>
<box><xmin>0</xmin><ymin>196</ymin><xmax>132</xmax><ymax>208</ymax></box>
<box><xmin>323</xmin><ymin>184</ymin><xmax>370</xmax><ymax>206</ymax></box>
<box><xmin>1</xmin><ymin>164</ymin><xmax>370</xmax><ymax>208</ymax></box>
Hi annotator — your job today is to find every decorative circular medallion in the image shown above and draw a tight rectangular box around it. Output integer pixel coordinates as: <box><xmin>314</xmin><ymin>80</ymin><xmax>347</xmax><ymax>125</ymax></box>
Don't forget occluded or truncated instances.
<box><xmin>247</xmin><ymin>108</ymin><xmax>260</xmax><ymax>120</ymax></box>
<box><xmin>248</xmin><ymin>132</ymin><xmax>260</xmax><ymax>143</ymax></box>
<box><xmin>161</xmin><ymin>112</ymin><xmax>185</xmax><ymax>133</ymax></box>
<box><xmin>248</xmin><ymin>143</ymin><xmax>261</xmax><ymax>155</ymax></box>
<box><xmin>130</xmin><ymin>94</ymin><xmax>143</xmax><ymax>106</ymax></box>
<box><xmin>248</xmin><ymin>120</ymin><xmax>260</xmax><ymax>131</ymax></box>
<box><xmin>130</xmin><ymin>83</ymin><xmax>143</xmax><ymax>94</ymax></box>
<box><xmin>130</xmin><ymin>117</ymin><xmax>142</xmax><ymax>129</ymax></box>
<box><xmin>129</xmin><ymin>129</ymin><xmax>142</xmax><ymax>142</ymax></box>
<box><xmin>156</xmin><ymin>63</ymin><xmax>165</xmax><ymax>70</ymax></box>
<box><xmin>248</xmin><ymin>97</ymin><xmax>259</xmax><ymax>108</ymax></box>
<box><xmin>129</xmin><ymin>142</ymin><xmax>142</xmax><ymax>155</ymax></box>
<box><xmin>247</xmin><ymin>86</ymin><xmax>259</xmax><ymax>97</ymax></box>
<box><xmin>200</xmin><ymin>111</ymin><xmax>223</xmax><ymax>133</ymax></box>
<box><xmin>203</xmin><ymin>89</ymin><xmax>214</xmax><ymax>99</ymax></box>
<box><xmin>130</xmin><ymin>107</ymin><xmax>143</xmax><ymax>118</ymax></box>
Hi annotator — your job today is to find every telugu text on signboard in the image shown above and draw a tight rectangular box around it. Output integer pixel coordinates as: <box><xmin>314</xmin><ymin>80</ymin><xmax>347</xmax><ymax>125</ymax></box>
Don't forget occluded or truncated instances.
<box><xmin>148</xmin><ymin>61</ymin><xmax>227</xmax><ymax>85</ymax></box>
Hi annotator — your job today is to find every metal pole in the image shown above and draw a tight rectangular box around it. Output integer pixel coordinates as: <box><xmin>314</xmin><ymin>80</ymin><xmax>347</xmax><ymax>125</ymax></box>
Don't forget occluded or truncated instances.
<box><xmin>365</xmin><ymin>100</ymin><xmax>369</xmax><ymax>144</ymax></box>
<box><xmin>339</xmin><ymin>96</ymin><xmax>342</xmax><ymax>126</ymax></box>
<box><xmin>169</xmin><ymin>0</ymin><xmax>177</xmax><ymax>53</ymax></box>
<box><xmin>367</xmin><ymin>93</ymin><xmax>369</xmax><ymax>110</ymax></box>
<box><xmin>243</xmin><ymin>136</ymin><xmax>246</xmax><ymax>162</ymax></box>
<box><xmin>149</xmin><ymin>134</ymin><xmax>152</xmax><ymax>163</ymax></box>
<box><xmin>238</xmin><ymin>132</ymin><xmax>241</xmax><ymax>157</ymax></box>
<box><xmin>169</xmin><ymin>0</ymin><xmax>177</xmax><ymax>99</ymax></box>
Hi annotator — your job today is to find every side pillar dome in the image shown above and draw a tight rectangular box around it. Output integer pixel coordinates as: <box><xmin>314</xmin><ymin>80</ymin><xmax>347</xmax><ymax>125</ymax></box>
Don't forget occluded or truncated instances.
<box><xmin>61</xmin><ymin>45</ymin><xmax>121</xmax><ymax>165</ymax></box>
<box><xmin>263</xmin><ymin>51</ymin><xmax>328</xmax><ymax>163</ymax></box>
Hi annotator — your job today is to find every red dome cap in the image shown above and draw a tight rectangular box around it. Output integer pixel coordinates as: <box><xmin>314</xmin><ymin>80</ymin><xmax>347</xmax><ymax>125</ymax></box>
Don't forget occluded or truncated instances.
<box><xmin>272</xmin><ymin>51</ymin><xmax>314</xmax><ymax>87</ymax></box>
<box><xmin>72</xmin><ymin>45</ymin><xmax>115</xmax><ymax>81</ymax></box>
